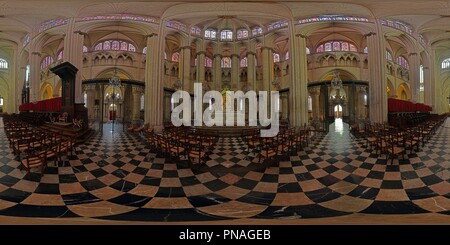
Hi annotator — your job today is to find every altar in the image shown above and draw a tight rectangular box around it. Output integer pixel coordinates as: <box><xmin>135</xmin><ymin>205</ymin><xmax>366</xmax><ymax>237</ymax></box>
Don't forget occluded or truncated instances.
<box><xmin>214</xmin><ymin>111</ymin><xmax>246</xmax><ymax>126</ymax></box>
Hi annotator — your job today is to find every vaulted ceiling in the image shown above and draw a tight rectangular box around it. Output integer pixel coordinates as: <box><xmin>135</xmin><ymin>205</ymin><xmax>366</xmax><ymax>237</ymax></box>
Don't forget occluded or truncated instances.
<box><xmin>0</xmin><ymin>0</ymin><xmax>449</xmax><ymax>47</ymax></box>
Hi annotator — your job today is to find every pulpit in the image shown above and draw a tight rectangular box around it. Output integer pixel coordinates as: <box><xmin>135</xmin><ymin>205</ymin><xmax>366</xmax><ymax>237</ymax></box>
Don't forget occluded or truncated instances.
<box><xmin>50</xmin><ymin>62</ymin><xmax>88</xmax><ymax>128</ymax></box>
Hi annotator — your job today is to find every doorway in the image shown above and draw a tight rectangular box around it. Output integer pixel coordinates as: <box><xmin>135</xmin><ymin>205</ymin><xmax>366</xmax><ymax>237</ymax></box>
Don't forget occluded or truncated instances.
<box><xmin>334</xmin><ymin>104</ymin><xmax>342</xmax><ymax>118</ymax></box>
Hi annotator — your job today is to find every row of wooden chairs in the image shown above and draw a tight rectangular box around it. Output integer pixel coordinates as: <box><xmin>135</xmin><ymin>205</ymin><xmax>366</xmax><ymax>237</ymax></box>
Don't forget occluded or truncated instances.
<box><xmin>3</xmin><ymin>115</ymin><xmax>76</xmax><ymax>174</ymax></box>
<box><xmin>353</xmin><ymin>114</ymin><xmax>446</xmax><ymax>164</ymax></box>
<box><xmin>142</xmin><ymin>126</ymin><xmax>219</xmax><ymax>166</ymax></box>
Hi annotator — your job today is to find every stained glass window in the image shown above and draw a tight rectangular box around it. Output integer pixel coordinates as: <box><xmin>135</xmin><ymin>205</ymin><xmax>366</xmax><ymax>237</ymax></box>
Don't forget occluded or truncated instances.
<box><xmin>120</xmin><ymin>42</ymin><xmax>128</xmax><ymax>51</ymax></box>
<box><xmin>205</xmin><ymin>29</ymin><xmax>217</xmax><ymax>40</ymax></box>
<box><xmin>143</xmin><ymin>47</ymin><xmax>147</xmax><ymax>54</ymax></box>
<box><xmin>316</xmin><ymin>45</ymin><xmax>324</xmax><ymax>53</ymax></box>
<box><xmin>221</xmin><ymin>57</ymin><xmax>231</xmax><ymax>68</ymax></box>
<box><xmin>93</xmin><ymin>40</ymin><xmax>138</xmax><ymax>52</ymax></box>
<box><xmin>40</xmin><ymin>56</ymin><xmax>54</xmax><ymax>69</ymax></box>
<box><xmin>94</xmin><ymin>43</ymin><xmax>102</xmax><ymax>51</ymax></box>
<box><xmin>333</xmin><ymin>42</ymin><xmax>341</xmax><ymax>51</ymax></box>
<box><xmin>0</xmin><ymin>58</ymin><xmax>8</xmax><ymax>69</ymax></box>
<box><xmin>129</xmin><ymin>44</ymin><xmax>136</xmax><ymax>52</ymax></box>
<box><xmin>111</xmin><ymin>41</ymin><xmax>120</xmax><ymax>50</ymax></box>
<box><xmin>237</xmin><ymin>29</ymin><xmax>248</xmax><ymax>40</ymax></box>
<box><xmin>205</xmin><ymin>57</ymin><xmax>212</xmax><ymax>67</ymax></box>
<box><xmin>172</xmin><ymin>52</ymin><xmax>179</xmax><ymax>62</ymax></box>
<box><xmin>103</xmin><ymin>41</ymin><xmax>111</xmax><ymax>50</ymax></box>
<box><xmin>221</xmin><ymin>30</ymin><xmax>233</xmax><ymax>41</ymax></box>
<box><xmin>316</xmin><ymin>41</ymin><xmax>357</xmax><ymax>53</ymax></box>
<box><xmin>286</xmin><ymin>51</ymin><xmax>291</xmax><ymax>59</ymax></box>
<box><xmin>273</xmin><ymin>53</ymin><xmax>280</xmax><ymax>63</ymax></box>
<box><xmin>83</xmin><ymin>46</ymin><xmax>88</xmax><ymax>53</ymax></box>
<box><xmin>341</xmin><ymin>42</ymin><xmax>349</xmax><ymax>51</ymax></box>
<box><xmin>363</xmin><ymin>47</ymin><xmax>368</xmax><ymax>53</ymax></box>
<box><xmin>386</xmin><ymin>50</ymin><xmax>393</xmax><ymax>61</ymax></box>
<box><xmin>57</xmin><ymin>50</ymin><xmax>64</xmax><ymax>60</ymax></box>
<box><xmin>240</xmin><ymin>57</ymin><xmax>248</xmax><ymax>67</ymax></box>
<box><xmin>396</xmin><ymin>56</ymin><xmax>409</xmax><ymax>69</ymax></box>
<box><xmin>442</xmin><ymin>58</ymin><xmax>450</xmax><ymax>69</ymax></box>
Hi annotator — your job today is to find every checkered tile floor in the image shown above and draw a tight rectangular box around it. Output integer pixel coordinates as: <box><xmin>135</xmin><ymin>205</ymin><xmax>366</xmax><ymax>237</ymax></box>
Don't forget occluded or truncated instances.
<box><xmin>0</xmin><ymin>118</ymin><xmax>449</xmax><ymax>221</ymax></box>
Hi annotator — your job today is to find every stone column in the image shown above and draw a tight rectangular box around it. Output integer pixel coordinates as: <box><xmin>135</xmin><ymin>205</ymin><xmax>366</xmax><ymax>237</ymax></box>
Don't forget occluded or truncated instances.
<box><xmin>408</xmin><ymin>51</ymin><xmax>420</xmax><ymax>102</ymax></box>
<box><xmin>261</xmin><ymin>46</ymin><xmax>273</xmax><ymax>92</ymax></box>
<box><xmin>309</xmin><ymin>86</ymin><xmax>320</xmax><ymax>120</ymax></box>
<box><xmin>213</xmin><ymin>53</ymin><xmax>222</xmax><ymax>90</ymax></box>
<box><xmin>366</xmin><ymin>24</ymin><xmax>387</xmax><ymax>123</ymax></box>
<box><xmin>196</xmin><ymin>51</ymin><xmax>206</xmax><ymax>84</ymax></box>
<box><xmin>64</xmin><ymin>19</ymin><xmax>85</xmax><ymax>103</ymax></box>
<box><xmin>132</xmin><ymin>86</ymin><xmax>143</xmax><ymax>121</ymax></box>
<box><xmin>29</xmin><ymin>51</ymin><xmax>41</xmax><ymax>102</ymax></box>
<box><xmin>231</xmin><ymin>54</ymin><xmax>240</xmax><ymax>91</ymax></box>
<box><xmin>247</xmin><ymin>51</ymin><xmax>256</xmax><ymax>91</ymax></box>
<box><xmin>85</xmin><ymin>84</ymin><xmax>96</xmax><ymax>120</ymax></box>
<box><xmin>424</xmin><ymin>45</ymin><xmax>435</xmax><ymax>110</ymax></box>
<box><xmin>180</xmin><ymin>46</ymin><xmax>191</xmax><ymax>92</ymax></box>
<box><xmin>281</xmin><ymin>92</ymin><xmax>289</xmax><ymax>120</ymax></box>
<box><xmin>144</xmin><ymin>29</ymin><xmax>165</xmax><ymax>128</ymax></box>
<box><xmin>356</xmin><ymin>86</ymin><xmax>367</xmax><ymax>120</ymax></box>
<box><xmin>288</xmin><ymin>25</ymin><xmax>309</xmax><ymax>127</ymax></box>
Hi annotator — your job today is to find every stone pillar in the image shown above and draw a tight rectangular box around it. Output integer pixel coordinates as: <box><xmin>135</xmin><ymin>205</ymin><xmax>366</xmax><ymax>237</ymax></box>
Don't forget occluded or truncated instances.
<box><xmin>281</xmin><ymin>92</ymin><xmax>289</xmax><ymax>120</ymax></box>
<box><xmin>356</xmin><ymin>86</ymin><xmax>367</xmax><ymax>120</ymax></box>
<box><xmin>144</xmin><ymin>29</ymin><xmax>165</xmax><ymax>128</ymax></box>
<box><xmin>424</xmin><ymin>46</ymin><xmax>435</xmax><ymax>110</ymax></box>
<box><xmin>132</xmin><ymin>86</ymin><xmax>143</xmax><ymax>121</ymax></box>
<box><xmin>247</xmin><ymin>51</ymin><xmax>256</xmax><ymax>91</ymax></box>
<box><xmin>180</xmin><ymin>46</ymin><xmax>191</xmax><ymax>92</ymax></box>
<box><xmin>85</xmin><ymin>84</ymin><xmax>96</xmax><ymax>120</ymax></box>
<box><xmin>29</xmin><ymin>51</ymin><xmax>41</xmax><ymax>102</ymax></box>
<box><xmin>196</xmin><ymin>51</ymin><xmax>206</xmax><ymax>84</ymax></box>
<box><xmin>309</xmin><ymin>86</ymin><xmax>320</xmax><ymax>120</ymax></box>
<box><xmin>408</xmin><ymin>51</ymin><xmax>420</xmax><ymax>102</ymax></box>
<box><xmin>231</xmin><ymin>54</ymin><xmax>239</xmax><ymax>91</ymax></box>
<box><xmin>261</xmin><ymin>47</ymin><xmax>273</xmax><ymax>92</ymax></box>
<box><xmin>213</xmin><ymin>53</ymin><xmax>222</xmax><ymax>90</ymax></box>
<box><xmin>288</xmin><ymin>26</ymin><xmax>309</xmax><ymax>127</ymax></box>
<box><xmin>366</xmin><ymin>25</ymin><xmax>387</xmax><ymax>123</ymax></box>
<box><xmin>64</xmin><ymin>19</ymin><xmax>85</xmax><ymax>103</ymax></box>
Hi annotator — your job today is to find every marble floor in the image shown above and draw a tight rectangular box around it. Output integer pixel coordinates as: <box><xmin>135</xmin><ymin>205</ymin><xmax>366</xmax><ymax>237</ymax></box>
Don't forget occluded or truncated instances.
<box><xmin>0</xmin><ymin>118</ymin><xmax>449</xmax><ymax>223</ymax></box>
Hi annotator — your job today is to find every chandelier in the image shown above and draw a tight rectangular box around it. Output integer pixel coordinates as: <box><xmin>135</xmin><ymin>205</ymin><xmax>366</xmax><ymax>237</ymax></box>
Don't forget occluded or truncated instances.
<box><xmin>109</xmin><ymin>70</ymin><xmax>121</xmax><ymax>88</ymax></box>
<box><xmin>331</xmin><ymin>71</ymin><xmax>342</xmax><ymax>89</ymax></box>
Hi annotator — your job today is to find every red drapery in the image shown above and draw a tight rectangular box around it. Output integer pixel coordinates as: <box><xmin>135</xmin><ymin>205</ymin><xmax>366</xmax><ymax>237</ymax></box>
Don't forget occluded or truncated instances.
<box><xmin>388</xmin><ymin>98</ymin><xmax>432</xmax><ymax>113</ymax></box>
<box><xmin>19</xmin><ymin>97</ymin><xmax>62</xmax><ymax>112</ymax></box>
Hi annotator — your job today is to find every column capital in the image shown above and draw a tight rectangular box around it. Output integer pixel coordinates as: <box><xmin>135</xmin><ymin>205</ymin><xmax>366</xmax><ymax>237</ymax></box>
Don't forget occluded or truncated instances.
<box><xmin>357</xmin><ymin>86</ymin><xmax>367</xmax><ymax>92</ymax></box>
<box><xmin>145</xmin><ymin>33</ymin><xmax>158</xmax><ymax>39</ymax></box>
<box><xmin>213</xmin><ymin>53</ymin><xmax>222</xmax><ymax>59</ymax></box>
<box><xmin>83</xmin><ymin>84</ymin><xmax>96</xmax><ymax>91</ymax></box>
<box><xmin>132</xmin><ymin>86</ymin><xmax>144</xmax><ymax>94</ymax></box>
<box><xmin>230</xmin><ymin>54</ymin><xmax>240</xmax><ymax>59</ymax></box>
<box><xmin>408</xmin><ymin>52</ymin><xmax>418</xmax><ymax>57</ymax></box>
<box><xmin>246</xmin><ymin>51</ymin><xmax>256</xmax><ymax>56</ymax></box>
<box><xmin>308</xmin><ymin>86</ymin><xmax>320</xmax><ymax>95</ymax></box>
<box><xmin>295</xmin><ymin>33</ymin><xmax>308</xmax><ymax>38</ymax></box>
<box><xmin>196</xmin><ymin>51</ymin><xmax>206</xmax><ymax>56</ymax></box>
<box><xmin>363</xmin><ymin>32</ymin><xmax>376</xmax><ymax>38</ymax></box>
<box><xmin>180</xmin><ymin>46</ymin><xmax>192</xmax><ymax>50</ymax></box>
<box><xmin>73</xmin><ymin>30</ymin><xmax>88</xmax><ymax>36</ymax></box>
<box><xmin>261</xmin><ymin>46</ymin><xmax>273</xmax><ymax>51</ymax></box>
<box><xmin>31</xmin><ymin>52</ymin><xmax>41</xmax><ymax>56</ymax></box>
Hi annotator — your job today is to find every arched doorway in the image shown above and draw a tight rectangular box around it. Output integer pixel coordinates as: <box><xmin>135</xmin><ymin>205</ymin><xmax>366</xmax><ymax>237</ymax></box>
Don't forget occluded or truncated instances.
<box><xmin>334</xmin><ymin>105</ymin><xmax>343</xmax><ymax>118</ymax></box>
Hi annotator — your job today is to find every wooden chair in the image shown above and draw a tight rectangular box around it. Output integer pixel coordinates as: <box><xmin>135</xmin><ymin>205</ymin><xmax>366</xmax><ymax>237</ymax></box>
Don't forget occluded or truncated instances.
<box><xmin>21</xmin><ymin>148</ymin><xmax>48</xmax><ymax>174</ymax></box>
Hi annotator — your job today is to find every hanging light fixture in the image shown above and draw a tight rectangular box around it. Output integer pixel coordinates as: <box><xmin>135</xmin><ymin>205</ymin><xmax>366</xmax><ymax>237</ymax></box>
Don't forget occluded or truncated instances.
<box><xmin>108</xmin><ymin>20</ymin><xmax>122</xmax><ymax>132</ymax></box>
